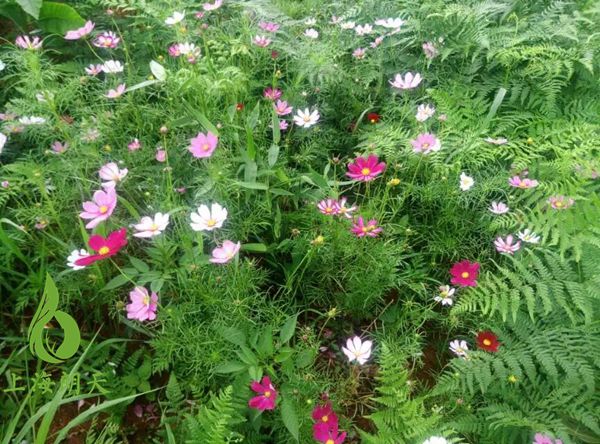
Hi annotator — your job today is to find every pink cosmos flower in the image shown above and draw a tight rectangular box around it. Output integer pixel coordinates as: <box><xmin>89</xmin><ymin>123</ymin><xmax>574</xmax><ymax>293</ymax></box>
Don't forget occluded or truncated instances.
<box><xmin>494</xmin><ymin>235</ymin><xmax>521</xmax><ymax>254</ymax></box>
<box><xmin>126</xmin><ymin>286</ymin><xmax>158</xmax><ymax>322</ymax></box>
<box><xmin>508</xmin><ymin>176</ymin><xmax>539</xmax><ymax>189</ymax></box>
<box><xmin>449</xmin><ymin>260</ymin><xmax>480</xmax><ymax>287</ymax></box>
<box><xmin>351</xmin><ymin>217</ymin><xmax>382</xmax><ymax>238</ymax></box>
<box><xmin>85</xmin><ymin>64</ymin><xmax>103</xmax><ymax>76</ymax></box>
<box><xmin>253</xmin><ymin>35</ymin><xmax>271</xmax><ymax>47</ymax></box>
<box><xmin>128</xmin><ymin>138</ymin><xmax>141</xmax><ymax>151</ymax></box>
<box><xmin>203</xmin><ymin>0</ymin><xmax>223</xmax><ymax>11</ymax></box>
<box><xmin>248</xmin><ymin>376</ymin><xmax>277</xmax><ymax>411</ymax></box>
<box><xmin>370</xmin><ymin>36</ymin><xmax>384</xmax><ymax>48</ymax></box>
<box><xmin>346</xmin><ymin>154</ymin><xmax>386</xmax><ymax>182</ymax></box>
<box><xmin>1</xmin><ymin>180</ymin><xmax>9</xmax><ymax>188</ymax></box>
<box><xmin>489</xmin><ymin>201</ymin><xmax>509</xmax><ymax>214</ymax></box>
<box><xmin>547</xmin><ymin>195</ymin><xmax>574</xmax><ymax>210</ymax></box>
<box><xmin>259</xmin><ymin>21</ymin><xmax>279</xmax><ymax>32</ymax></box>
<box><xmin>352</xmin><ymin>48</ymin><xmax>367</xmax><ymax>59</ymax></box>
<box><xmin>189</xmin><ymin>131</ymin><xmax>218</xmax><ymax>158</ymax></box>
<box><xmin>133</xmin><ymin>212</ymin><xmax>170</xmax><ymax>238</ymax></box>
<box><xmin>168</xmin><ymin>44</ymin><xmax>182</xmax><ymax>57</ymax></box>
<box><xmin>15</xmin><ymin>35</ymin><xmax>42</xmax><ymax>50</ymax></box>
<box><xmin>64</xmin><ymin>21</ymin><xmax>95</xmax><ymax>40</ymax></box>
<box><xmin>337</xmin><ymin>197</ymin><xmax>357</xmax><ymax>219</ymax></box>
<box><xmin>156</xmin><ymin>149</ymin><xmax>167</xmax><ymax>162</ymax></box>
<box><xmin>210</xmin><ymin>240</ymin><xmax>241</xmax><ymax>264</ymax></box>
<box><xmin>423</xmin><ymin>41</ymin><xmax>438</xmax><ymax>59</ymax></box>
<box><xmin>93</xmin><ymin>31</ymin><xmax>120</xmax><ymax>49</ymax></box>
<box><xmin>534</xmin><ymin>433</ymin><xmax>563</xmax><ymax>444</ymax></box>
<box><xmin>389</xmin><ymin>72</ymin><xmax>422</xmax><ymax>90</ymax></box>
<box><xmin>195</xmin><ymin>11</ymin><xmax>205</xmax><ymax>19</ymax></box>
<box><xmin>79</xmin><ymin>187</ymin><xmax>117</xmax><ymax>229</ymax></box>
<box><xmin>273</xmin><ymin>100</ymin><xmax>292</xmax><ymax>116</ymax></box>
<box><xmin>263</xmin><ymin>87</ymin><xmax>282</xmax><ymax>101</ymax></box>
<box><xmin>106</xmin><ymin>83</ymin><xmax>126</xmax><ymax>99</ymax></box>
<box><xmin>411</xmin><ymin>133</ymin><xmax>441</xmax><ymax>154</ymax></box>
<box><xmin>99</xmin><ymin>162</ymin><xmax>128</xmax><ymax>187</ymax></box>
<box><xmin>317</xmin><ymin>199</ymin><xmax>340</xmax><ymax>215</ymax></box>
<box><xmin>51</xmin><ymin>141</ymin><xmax>68</xmax><ymax>154</ymax></box>
<box><xmin>74</xmin><ymin>228</ymin><xmax>128</xmax><ymax>266</ymax></box>
<box><xmin>279</xmin><ymin>120</ymin><xmax>289</xmax><ymax>131</ymax></box>
<box><xmin>314</xmin><ymin>423</ymin><xmax>347</xmax><ymax>444</ymax></box>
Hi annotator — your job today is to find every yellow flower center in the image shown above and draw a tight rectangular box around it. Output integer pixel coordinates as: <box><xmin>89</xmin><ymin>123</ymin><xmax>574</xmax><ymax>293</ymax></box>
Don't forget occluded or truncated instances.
<box><xmin>326</xmin><ymin>440</ymin><xmax>335</xmax><ymax>444</ymax></box>
<box><xmin>264</xmin><ymin>390</ymin><xmax>271</xmax><ymax>398</ymax></box>
<box><xmin>370</xmin><ymin>118</ymin><xmax>376</xmax><ymax>123</ymax></box>
<box><xmin>325</xmin><ymin>207</ymin><xmax>332</xmax><ymax>213</ymax></box>
<box><xmin>322</xmin><ymin>415</ymin><xmax>329</xmax><ymax>422</ymax></box>
<box><xmin>303</xmin><ymin>115</ymin><xmax>311</xmax><ymax>122</ymax></box>
<box><xmin>361</xmin><ymin>226</ymin><xmax>368</xmax><ymax>232</ymax></box>
<box><xmin>206</xmin><ymin>218</ymin><xmax>217</xmax><ymax>227</ymax></box>
<box><xmin>98</xmin><ymin>246</ymin><xmax>110</xmax><ymax>255</ymax></box>
<box><xmin>423</xmin><ymin>143</ymin><xmax>430</xmax><ymax>148</ymax></box>
<box><xmin>483</xmin><ymin>339</ymin><xmax>491</xmax><ymax>346</ymax></box>
<box><xmin>555</xmin><ymin>201</ymin><xmax>563</xmax><ymax>207</ymax></box>
<box><xmin>202</xmin><ymin>143</ymin><xmax>210</xmax><ymax>151</ymax></box>
<box><xmin>361</xmin><ymin>168</ymin><xmax>371</xmax><ymax>176</ymax></box>
<box><xmin>151</xmin><ymin>223</ymin><xmax>159</xmax><ymax>231</ymax></box>
<box><xmin>461</xmin><ymin>272</ymin><xmax>470</xmax><ymax>278</ymax></box>
<box><xmin>99</xmin><ymin>205</ymin><xmax>108</xmax><ymax>213</ymax></box>
<box><xmin>143</xmin><ymin>295</ymin><xmax>150</xmax><ymax>306</ymax></box>
<box><xmin>518</xmin><ymin>183</ymin><xmax>527</xmax><ymax>188</ymax></box>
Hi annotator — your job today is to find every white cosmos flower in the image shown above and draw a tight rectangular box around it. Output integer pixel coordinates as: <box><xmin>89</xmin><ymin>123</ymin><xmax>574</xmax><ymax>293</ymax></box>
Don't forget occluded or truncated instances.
<box><xmin>304</xmin><ymin>28</ymin><xmax>319</xmax><ymax>39</ymax></box>
<box><xmin>101</xmin><ymin>60</ymin><xmax>124</xmax><ymax>73</ymax></box>
<box><xmin>99</xmin><ymin>162</ymin><xmax>128</xmax><ymax>187</ymax></box>
<box><xmin>415</xmin><ymin>104</ymin><xmax>435</xmax><ymax>122</ymax></box>
<box><xmin>517</xmin><ymin>228</ymin><xmax>540</xmax><ymax>244</ymax></box>
<box><xmin>459</xmin><ymin>172</ymin><xmax>474</xmax><ymax>191</ymax></box>
<box><xmin>489</xmin><ymin>201</ymin><xmax>509</xmax><ymax>214</ymax></box>
<box><xmin>0</xmin><ymin>133</ymin><xmax>6</xmax><ymax>154</ymax></box>
<box><xmin>422</xmin><ymin>437</ymin><xmax>449</xmax><ymax>444</ymax></box>
<box><xmin>389</xmin><ymin>72</ymin><xmax>422</xmax><ymax>90</ymax></box>
<box><xmin>165</xmin><ymin>11</ymin><xmax>185</xmax><ymax>25</ymax></box>
<box><xmin>18</xmin><ymin>116</ymin><xmax>46</xmax><ymax>125</ymax></box>
<box><xmin>305</xmin><ymin>17</ymin><xmax>316</xmax><ymax>26</ymax></box>
<box><xmin>67</xmin><ymin>249</ymin><xmax>90</xmax><ymax>270</ymax></box>
<box><xmin>354</xmin><ymin>24</ymin><xmax>373</xmax><ymax>35</ymax></box>
<box><xmin>449</xmin><ymin>339</ymin><xmax>469</xmax><ymax>357</ymax></box>
<box><xmin>0</xmin><ymin>60</ymin><xmax>5</xmax><ymax>71</ymax></box>
<box><xmin>374</xmin><ymin>18</ymin><xmax>405</xmax><ymax>28</ymax></box>
<box><xmin>293</xmin><ymin>108</ymin><xmax>320</xmax><ymax>128</ymax></box>
<box><xmin>190</xmin><ymin>202</ymin><xmax>228</xmax><ymax>231</ymax></box>
<box><xmin>342</xmin><ymin>336</ymin><xmax>372</xmax><ymax>365</ymax></box>
<box><xmin>340</xmin><ymin>21</ymin><xmax>356</xmax><ymax>29</ymax></box>
<box><xmin>434</xmin><ymin>285</ymin><xmax>455</xmax><ymax>306</ymax></box>
<box><xmin>133</xmin><ymin>212</ymin><xmax>170</xmax><ymax>238</ymax></box>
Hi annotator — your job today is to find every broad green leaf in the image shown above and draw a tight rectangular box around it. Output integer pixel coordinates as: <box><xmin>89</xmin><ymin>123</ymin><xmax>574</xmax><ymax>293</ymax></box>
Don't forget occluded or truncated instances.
<box><xmin>241</xmin><ymin>243</ymin><xmax>268</xmax><ymax>253</ymax></box>
<box><xmin>280</xmin><ymin>315</ymin><xmax>297</xmax><ymax>343</ymax></box>
<box><xmin>280</xmin><ymin>398</ymin><xmax>299</xmax><ymax>442</ymax></box>
<box><xmin>149</xmin><ymin>60</ymin><xmax>167</xmax><ymax>81</ymax></box>
<box><xmin>215</xmin><ymin>361</ymin><xmax>247</xmax><ymax>374</ymax></box>
<box><xmin>220</xmin><ymin>326</ymin><xmax>246</xmax><ymax>346</ymax></box>
<box><xmin>268</xmin><ymin>144</ymin><xmax>280</xmax><ymax>167</ymax></box>
<box><xmin>125</xmin><ymin>79</ymin><xmax>160</xmax><ymax>93</ymax></box>
<box><xmin>38</xmin><ymin>2</ymin><xmax>84</xmax><ymax>34</ymax></box>
<box><xmin>15</xmin><ymin>0</ymin><xmax>42</xmax><ymax>19</ymax></box>
<box><xmin>235</xmin><ymin>181</ymin><xmax>267</xmax><ymax>190</ymax></box>
<box><xmin>102</xmin><ymin>274</ymin><xmax>132</xmax><ymax>291</ymax></box>
<box><xmin>130</xmin><ymin>257</ymin><xmax>149</xmax><ymax>273</ymax></box>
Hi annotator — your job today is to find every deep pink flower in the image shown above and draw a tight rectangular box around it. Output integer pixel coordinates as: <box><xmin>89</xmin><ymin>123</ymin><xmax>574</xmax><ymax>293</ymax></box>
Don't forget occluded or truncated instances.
<box><xmin>346</xmin><ymin>154</ymin><xmax>386</xmax><ymax>182</ymax></box>
<box><xmin>274</xmin><ymin>100</ymin><xmax>292</xmax><ymax>116</ymax></box>
<box><xmin>547</xmin><ymin>195</ymin><xmax>574</xmax><ymax>210</ymax></box>
<box><xmin>259</xmin><ymin>21</ymin><xmax>280</xmax><ymax>32</ymax></box>
<box><xmin>508</xmin><ymin>176</ymin><xmax>539</xmax><ymax>189</ymax></box>
<box><xmin>248</xmin><ymin>376</ymin><xmax>277</xmax><ymax>411</ymax></box>
<box><xmin>312</xmin><ymin>402</ymin><xmax>338</xmax><ymax>426</ymax></box>
<box><xmin>93</xmin><ymin>31</ymin><xmax>120</xmax><ymax>48</ymax></box>
<box><xmin>210</xmin><ymin>240</ymin><xmax>241</xmax><ymax>264</ymax></box>
<box><xmin>189</xmin><ymin>131</ymin><xmax>218</xmax><ymax>158</ymax></box>
<box><xmin>263</xmin><ymin>87</ymin><xmax>282</xmax><ymax>101</ymax></box>
<box><xmin>64</xmin><ymin>21</ymin><xmax>95</xmax><ymax>40</ymax></box>
<box><xmin>79</xmin><ymin>187</ymin><xmax>117</xmax><ymax>229</ymax></box>
<box><xmin>411</xmin><ymin>133</ymin><xmax>441</xmax><ymax>154</ymax></box>
<box><xmin>74</xmin><ymin>228</ymin><xmax>128</xmax><ymax>266</ymax></box>
<box><xmin>449</xmin><ymin>260</ymin><xmax>480</xmax><ymax>287</ymax></box>
<box><xmin>351</xmin><ymin>217</ymin><xmax>382</xmax><ymax>237</ymax></box>
<box><xmin>126</xmin><ymin>286</ymin><xmax>158</xmax><ymax>321</ymax></box>
<box><xmin>314</xmin><ymin>423</ymin><xmax>347</xmax><ymax>444</ymax></box>
<box><xmin>317</xmin><ymin>199</ymin><xmax>339</xmax><ymax>215</ymax></box>
<box><xmin>534</xmin><ymin>433</ymin><xmax>562</xmax><ymax>444</ymax></box>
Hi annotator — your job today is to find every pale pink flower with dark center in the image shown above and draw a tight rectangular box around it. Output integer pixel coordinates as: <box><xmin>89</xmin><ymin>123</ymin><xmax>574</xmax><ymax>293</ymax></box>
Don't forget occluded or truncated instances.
<box><xmin>15</xmin><ymin>35</ymin><xmax>42</xmax><ymax>50</ymax></box>
<box><xmin>126</xmin><ymin>286</ymin><xmax>158</xmax><ymax>322</ymax></box>
<box><xmin>351</xmin><ymin>216</ymin><xmax>382</xmax><ymax>237</ymax></box>
<box><xmin>273</xmin><ymin>100</ymin><xmax>292</xmax><ymax>116</ymax></box>
<box><xmin>259</xmin><ymin>21</ymin><xmax>279</xmax><ymax>32</ymax></box>
<box><xmin>128</xmin><ymin>138</ymin><xmax>141</xmax><ymax>151</ymax></box>
<box><xmin>263</xmin><ymin>87</ymin><xmax>282</xmax><ymax>101</ymax></box>
<box><xmin>1</xmin><ymin>180</ymin><xmax>9</xmax><ymax>188</ymax></box>
<box><xmin>85</xmin><ymin>64</ymin><xmax>103</xmax><ymax>76</ymax></box>
<box><xmin>253</xmin><ymin>35</ymin><xmax>272</xmax><ymax>47</ymax></box>
<box><xmin>133</xmin><ymin>212</ymin><xmax>170</xmax><ymax>238</ymax></box>
<box><xmin>411</xmin><ymin>133</ymin><xmax>441</xmax><ymax>154</ymax></box>
<box><xmin>93</xmin><ymin>31</ymin><xmax>120</xmax><ymax>49</ymax></box>
<box><xmin>79</xmin><ymin>187</ymin><xmax>117</xmax><ymax>229</ymax></box>
<box><xmin>317</xmin><ymin>199</ymin><xmax>339</xmax><ymax>215</ymax></box>
<box><xmin>51</xmin><ymin>141</ymin><xmax>68</xmax><ymax>154</ymax></box>
<box><xmin>390</xmin><ymin>72</ymin><xmax>422</xmax><ymax>90</ymax></box>
<box><xmin>547</xmin><ymin>195</ymin><xmax>574</xmax><ymax>210</ymax></box>
<box><xmin>353</xmin><ymin>48</ymin><xmax>367</xmax><ymax>59</ymax></box>
<box><xmin>106</xmin><ymin>84</ymin><xmax>126</xmax><ymax>99</ymax></box>
<box><xmin>99</xmin><ymin>162</ymin><xmax>128</xmax><ymax>187</ymax></box>
<box><xmin>203</xmin><ymin>0</ymin><xmax>223</xmax><ymax>11</ymax></box>
<box><xmin>210</xmin><ymin>240</ymin><xmax>241</xmax><ymax>264</ymax></box>
<box><xmin>337</xmin><ymin>197</ymin><xmax>357</xmax><ymax>219</ymax></box>
<box><xmin>423</xmin><ymin>41</ymin><xmax>438</xmax><ymax>59</ymax></box>
<box><xmin>64</xmin><ymin>21</ymin><xmax>95</xmax><ymax>40</ymax></box>
<box><xmin>508</xmin><ymin>176</ymin><xmax>539</xmax><ymax>189</ymax></box>
<box><xmin>494</xmin><ymin>235</ymin><xmax>521</xmax><ymax>254</ymax></box>
<box><xmin>346</xmin><ymin>154</ymin><xmax>386</xmax><ymax>182</ymax></box>
<box><xmin>189</xmin><ymin>131</ymin><xmax>218</xmax><ymax>158</ymax></box>
<box><xmin>489</xmin><ymin>201</ymin><xmax>509</xmax><ymax>214</ymax></box>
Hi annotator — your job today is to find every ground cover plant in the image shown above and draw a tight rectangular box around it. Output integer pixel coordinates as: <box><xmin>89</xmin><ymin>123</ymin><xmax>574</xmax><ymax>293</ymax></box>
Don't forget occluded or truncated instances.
<box><xmin>1</xmin><ymin>0</ymin><xmax>599</xmax><ymax>442</ymax></box>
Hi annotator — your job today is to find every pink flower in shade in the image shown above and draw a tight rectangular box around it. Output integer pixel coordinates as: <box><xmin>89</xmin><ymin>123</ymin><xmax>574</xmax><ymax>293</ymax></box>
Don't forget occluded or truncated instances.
<box><xmin>79</xmin><ymin>187</ymin><xmax>117</xmax><ymax>229</ymax></box>
<box><xmin>133</xmin><ymin>212</ymin><xmax>170</xmax><ymax>238</ymax></box>
<box><xmin>189</xmin><ymin>131</ymin><xmax>218</xmax><ymax>158</ymax></box>
<box><xmin>253</xmin><ymin>35</ymin><xmax>272</xmax><ymax>47</ymax></box>
<box><xmin>313</xmin><ymin>423</ymin><xmax>347</xmax><ymax>444</ymax></box>
<box><xmin>15</xmin><ymin>35</ymin><xmax>42</xmax><ymax>50</ymax></box>
<box><xmin>449</xmin><ymin>260</ymin><xmax>480</xmax><ymax>287</ymax></box>
<box><xmin>259</xmin><ymin>21</ymin><xmax>279</xmax><ymax>32</ymax></box>
<box><xmin>263</xmin><ymin>87</ymin><xmax>282</xmax><ymax>101</ymax></box>
<box><xmin>126</xmin><ymin>286</ymin><xmax>158</xmax><ymax>322</ymax></box>
<box><xmin>248</xmin><ymin>376</ymin><xmax>277</xmax><ymax>411</ymax></box>
<box><xmin>534</xmin><ymin>433</ymin><xmax>563</xmax><ymax>444</ymax></box>
<box><xmin>156</xmin><ymin>149</ymin><xmax>167</xmax><ymax>162</ymax></box>
<box><xmin>85</xmin><ymin>64</ymin><xmax>103</xmax><ymax>76</ymax></box>
<box><xmin>64</xmin><ymin>21</ymin><xmax>95</xmax><ymax>40</ymax></box>
<box><xmin>508</xmin><ymin>176</ymin><xmax>539</xmax><ymax>189</ymax></box>
<box><xmin>494</xmin><ymin>235</ymin><xmax>521</xmax><ymax>254</ymax></box>
<box><xmin>93</xmin><ymin>31</ymin><xmax>120</xmax><ymax>49</ymax></box>
<box><xmin>210</xmin><ymin>240</ymin><xmax>241</xmax><ymax>264</ymax></box>
<box><xmin>74</xmin><ymin>228</ymin><xmax>128</xmax><ymax>266</ymax></box>
<box><xmin>390</xmin><ymin>72</ymin><xmax>422</xmax><ymax>90</ymax></box>
<box><xmin>547</xmin><ymin>195</ymin><xmax>574</xmax><ymax>210</ymax></box>
<box><xmin>411</xmin><ymin>133</ymin><xmax>441</xmax><ymax>154</ymax></box>
<box><xmin>317</xmin><ymin>199</ymin><xmax>340</xmax><ymax>215</ymax></box>
<box><xmin>346</xmin><ymin>154</ymin><xmax>386</xmax><ymax>182</ymax></box>
<box><xmin>489</xmin><ymin>201</ymin><xmax>509</xmax><ymax>214</ymax></box>
<box><xmin>279</xmin><ymin>120</ymin><xmax>289</xmax><ymax>131</ymax></box>
<box><xmin>337</xmin><ymin>197</ymin><xmax>357</xmax><ymax>219</ymax></box>
<box><xmin>51</xmin><ymin>141</ymin><xmax>68</xmax><ymax>154</ymax></box>
<box><xmin>203</xmin><ymin>0</ymin><xmax>223</xmax><ymax>11</ymax></box>
<box><xmin>273</xmin><ymin>100</ymin><xmax>292</xmax><ymax>116</ymax></box>
<box><xmin>128</xmin><ymin>138</ymin><xmax>141</xmax><ymax>151</ymax></box>
<box><xmin>370</xmin><ymin>36</ymin><xmax>384</xmax><ymax>48</ymax></box>
<box><xmin>422</xmin><ymin>41</ymin><xmax>438</xmax><ymax>59</ymax></box>
<box><xmin>106</xmin><ymin>84</ymin><xmax>126</xmax><ymax>99</ymax></box>
<box><xmin>352</xmin><ymin>48</ymin><xmax>367</xmax><ymax>59</ymax></box>
<box><xmin>195</xmin><ymin>11</ymin><xmax>205</xmax><ymax>19</ymax></box>
<box><xmin>168</xmin><ymin>44</ymin><xmax>182</xmax><ymax>57</ymax></box>
<box><xmin>312</xmin><ymin>402</ymin><xmax>338</xmax><ymax>429</ymax></box>
<box><xmin>351</xmin><ymin>217</ymin><xmax>382</xmax><ymax>238</ymax></box>
<box><xmin>1</xmin><ymin>180</ymin><xmax>9</xmax><ymax>188</ymax></box>
<box><xmin>99</xmin><ymin>162</ymin><xmax>128</xmax><ymax>187</ymax></box>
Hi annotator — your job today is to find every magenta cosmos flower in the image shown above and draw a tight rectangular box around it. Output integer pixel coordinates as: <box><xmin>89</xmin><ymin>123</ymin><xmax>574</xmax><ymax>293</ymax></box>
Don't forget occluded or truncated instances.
<box><xmin>314</xmin><ymin>423</ymin><xmax>347</xmax><ymax>444</ymax></box>
<box><xmin>508</xmin><ymin>175</ymin><xmax>539</xmax><ymax>189</ymax></box>
<box><xmin>189</xmin><ymin>131</ymin><xmax>218</xmax><ymax>158</ymax></box>
<box><xmin>263</xmin><ymin>87</ymin><xmax>282</xmax><ymax>101</ymax></box>
<box><xmin>74</xmin><ymin>228</ymin><xmax>128</xmax><ymax>266</ymax></box>
<box><xmin>93</xmin><ymin>31</ymin><xmax>120</xmax><ymax>49</ymax></box>
<box><xmin>411</xmin><ymin>133</ymin><xmax>441</xmax><ymax>154</ymax></box>
<box><xmin>389</xmin><ymin>72</ymin><xmax>422</xmax><ymax>90</ymax></box>
<box><xmin>274</xmin><ymin>100</ymin><xmax>292</xmax><ymax>116</ymax></box>
<box><xmin>547</xmin><ymin>195</ymin><xmax>574</xmax><ymax>210</ymax></box>
<box><xmin>79</xmin><ymin>187</ymin><xmax>117</xmax><ymax>229</ymax></box>
<box><xmin>64</xmin><ymin>21</ymin><xmax>95</xmax><ymax>40</ymax></box>
<box><xmin>494</xmin><ymin>235</ymin><xmax>521</xmax><ymax>254</ymax></box>
<box><xmin>351</xmin><ymin>217</ymin><xmax>382</xmax><ymax>237</ymax></box>
<box><xmin>210</xmin><ymin>240</ymin><xmax>241</xmax><ymax>264</ymax></box>
<box><xmin>449</xmin><ymin>260</ymin><xmax>480</xmax><ymax>287</ymax></box>
<box><xmin>346</xmin><ymin>154</ymin><xmax>386</xmax><ymax>182</ymax></box>
<box><xmin>15</xmin><ymin>35</ymin><xmax>42</xmax><ymax>50</ymax></box>
<box><xmin>126</xmin><ymin>286</ymin><xmax>158</xmax><ymax>321</ymax></box>
<box><xmin>248</xmin><ymin>376</ymin><xmax>277</xmax><ymax>411</ymax></box>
